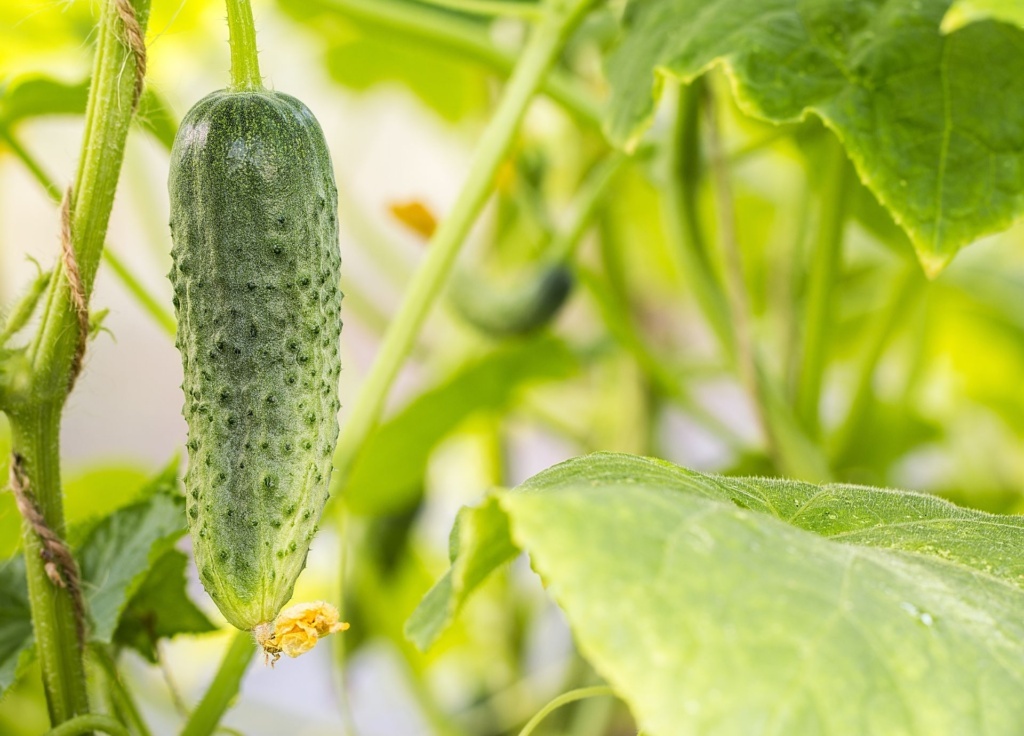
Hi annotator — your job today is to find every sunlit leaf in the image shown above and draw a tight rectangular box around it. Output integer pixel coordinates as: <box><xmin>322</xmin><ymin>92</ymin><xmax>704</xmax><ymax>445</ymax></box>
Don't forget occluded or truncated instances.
<box><xmin>943</xmin><ymin>0</ymin><xmax>1024</xmax><ymax>31</ymax></box>
<box><xmin>77</xmin><ymin>491</ymin><xmax>185</xmax><ymax>643</ymax></box>
<box><xmin>412</xmin><ymin>452</ymin><xmax>1024</xmax><ymax>733</ymax></box>
<box><xmin>604</xmin><ymin>0</ymin><xmax>1024</xmax><ymax>274</ymax></box>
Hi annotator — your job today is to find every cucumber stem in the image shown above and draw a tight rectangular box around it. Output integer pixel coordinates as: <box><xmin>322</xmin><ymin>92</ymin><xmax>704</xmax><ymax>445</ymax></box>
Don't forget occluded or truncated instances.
<box><xmin>794</xmin><ymin>136</ymin><xmax>852</xmax><ymax>436</ymax></box>
<box><xmin>517</xmin><ymin>687</ymin><xmax>616</xmax><ymax>736</ymax></box>
<box><xmin>179</xmin><ymin>632</ymin><xmax>257</xmax><ymax>736</ymax></box>
<box><xmin>330</xmin><ymin>0</ymin><xmax>596</xmax><ymax>494</ymax></box>
<box><xmin>225</xmin><ymin>0</ymin><xmax>263</xmax><ymax>90</ymax></box>
<box><xmin>43</xmin><ymin>714</ymin><xmax>130</xmax><ymax>736</ymax></box>
<box><xmin>4</xmin><ymin>0</ymin><xmax>152</xmax><ymax>725</ymax></box>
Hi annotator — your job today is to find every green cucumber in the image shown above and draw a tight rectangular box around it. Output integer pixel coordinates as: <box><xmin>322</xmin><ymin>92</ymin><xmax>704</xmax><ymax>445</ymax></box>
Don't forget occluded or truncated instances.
<box><xmin>168</xmin><ymin>89</ymin><xmax>342</xmax><ymax>632</ymax></box>
<box><xmin>450</xmin><ymin>263</ymin><xmax>573</xmax><ymax>337</ymax></box>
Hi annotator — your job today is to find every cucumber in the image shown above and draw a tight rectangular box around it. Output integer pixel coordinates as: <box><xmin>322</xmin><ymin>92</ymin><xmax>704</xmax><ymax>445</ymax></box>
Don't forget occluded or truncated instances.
<box><xmin>168</xmin><ymin>89</ymin><xmax>342</xmax><ymax>632</ymax></box>
<box><xmin>450</xmin><ymin>263</ymin><xmax>573</xmax><ymax>337</ymax></box>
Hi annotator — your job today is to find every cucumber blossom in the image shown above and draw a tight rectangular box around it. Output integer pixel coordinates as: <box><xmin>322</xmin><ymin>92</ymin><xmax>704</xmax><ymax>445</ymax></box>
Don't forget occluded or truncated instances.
<box><xmin>168</xmin><ymin>89</ymin><xmax>342</xmax><ymax>632</ymax></box>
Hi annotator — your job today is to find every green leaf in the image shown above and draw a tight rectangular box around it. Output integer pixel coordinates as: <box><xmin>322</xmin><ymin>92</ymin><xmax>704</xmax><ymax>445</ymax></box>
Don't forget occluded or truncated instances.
<box><xmin>78</xmin><ymin>492</ymin><xmax>186</xmax><ymax>643</ymax></box>
<box><xmin>343</xmin><ymin>337</ymin><xmax>578</xmax><ymax>516</ymax></box>
<box><xmin>113</xmin><ymin>550</ymin><xmax>216</xmax><ymax>662</ymax></box>
<box><xmin>943</xmin><ymin>0</ymin><xmax>1024</xmax><ymax>32</ymax></box>
<box><xmin>0</xmin><ymin>76</ymin><xmax>88</xmax><ymax>125</ymax></box>
<box><xmin>411</xmin><ymin>452</ymin><xmax>1024</xmax><ymax>733</ymax></box>
<box><xmin>604</xmin><ymin>0</ymin><xmax>1024</xmax><ymax>274</ymax></box>
<box><xmin>276</xmin><ymin>0</ymin><xmax>491</xmax><ymax>121</ymax></box>
<box><xmin>405</xmin><ymin>495</ymin><xmax>516</xmax><ymax>649</ymax></box>
<box><xmin>0</xmin><ymin>73</ymin><xmax>176</xmax><ymax>148</ymax></box>
<box><xmin>0</xmin><ymin>556</ymin><xmax>33</xmax><ymax>700</ymax></box>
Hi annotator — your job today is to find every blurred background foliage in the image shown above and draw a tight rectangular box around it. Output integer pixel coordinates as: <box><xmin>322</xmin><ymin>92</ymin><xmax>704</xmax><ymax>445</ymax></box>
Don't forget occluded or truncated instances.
<box><xmin>3</xmin><ymin>0</ymin><xmax>1024</xmax><ymax>734</ymax></box>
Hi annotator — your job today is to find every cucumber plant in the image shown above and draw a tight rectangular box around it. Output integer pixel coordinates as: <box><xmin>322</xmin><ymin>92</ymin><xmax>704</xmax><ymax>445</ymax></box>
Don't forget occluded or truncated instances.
<box><xmin>4</xmin><ymin>0</ymin><xmax>1024</xmax><ymax>734</ymax></box>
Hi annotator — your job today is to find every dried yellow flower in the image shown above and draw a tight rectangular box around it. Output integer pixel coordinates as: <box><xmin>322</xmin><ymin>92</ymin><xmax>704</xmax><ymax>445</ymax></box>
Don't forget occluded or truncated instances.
<box><xmin>254</xmin><ymin>600</ymin><xmax>349</xmax><ymax>663</ymax></box>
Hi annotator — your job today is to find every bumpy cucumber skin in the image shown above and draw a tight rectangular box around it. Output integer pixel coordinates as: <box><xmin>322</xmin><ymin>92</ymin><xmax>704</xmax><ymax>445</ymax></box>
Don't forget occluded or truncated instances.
<box><xmin>168</xmin><ymin>90</ymin><xmax>342</xmax><ymax>631</ymax></box>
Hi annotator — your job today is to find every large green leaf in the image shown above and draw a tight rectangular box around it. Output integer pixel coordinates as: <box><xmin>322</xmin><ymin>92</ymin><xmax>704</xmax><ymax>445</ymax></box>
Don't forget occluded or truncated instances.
<box><xmin>943</xmin><ymin>0</ymin><xmax>1024</xmax><ymax>31</ymax></box>
<box><xmin>77</xmin><ymin>492</ymin><xmax>185</xmax><ymax>643</ymax></box>
<box><xmin>410</xmin><ymin>452</ymin><xmax>1024</xmax><ymax>734</ymax></box>
<box><xmin>342</xmin><ymin>337</ymin><xmax>578</xmax><ymax>516</ymax></box>
<box><xmin>1</xmin><ymin>463</ymin><xmax>198</xmax><ymax>697</ymax></box>
<box><xmin>604</xmin><ymin>0</ymin><xmax>1024</xmax><ymax>274</ymax></box>
<box><xmin>0</xmin><ymin>556</ymin><xmax>32</xmax><ymax>700</ymax></box>
<box><xmin>113</xmin><ymin>550</ymin><xmax>216</xmax><ymax>662</ymax></box>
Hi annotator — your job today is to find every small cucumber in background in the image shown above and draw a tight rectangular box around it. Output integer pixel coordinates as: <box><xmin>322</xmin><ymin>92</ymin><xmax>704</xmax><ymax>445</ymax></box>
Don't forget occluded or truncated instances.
<box><xmin>168</xmin><ymin>88</ymin><xmax>343</xmax><ymax>651</ymax></box>
<box><xmin>450</xmin><ymin>263</ymin><xmax>573</xmax><ymax>337</ymax></box>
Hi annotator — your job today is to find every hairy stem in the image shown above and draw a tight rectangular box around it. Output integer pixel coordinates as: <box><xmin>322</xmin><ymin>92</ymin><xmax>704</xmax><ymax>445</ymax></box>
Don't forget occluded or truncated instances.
<box><xmin>795</xmin><ymin>137</ymin><xmax>851</xmax><ymax>436</ymax></box>
<box><xmin>9</xmin><ymin>403</ymin><xmax>88</xmax><ymax>724</ymax></box>
<box><xmin>5</xmin><ymin>0</ymin><xmax>152</xmax><ymax>724</ymax></box>
<box><xmin>179</xmin><ymin>632</ymin><xmax>257</xmax><ymax>736</ymax></box>
<box><xmin>331</xmin><ymin>0</ymin><xmax>595</xmax><ymax>494</ymax></box>
<box><xmin>225</xmin><ymin>0</ymin><xmax>262</xmax><ymax>90</ymax></box>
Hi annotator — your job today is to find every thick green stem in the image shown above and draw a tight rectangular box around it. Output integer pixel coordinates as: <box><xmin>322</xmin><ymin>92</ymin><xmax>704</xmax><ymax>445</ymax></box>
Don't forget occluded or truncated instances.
<box><xmin>44</xmin><ymin>714</ymin><xmax>130</xmax><ymax>736</ymax></box>
<box><xmin>225</xmin><ymin>0</ymin><xmax>263</xmax><ymax>90</ymax></box>
<box><xmin>314</xmin><ymin>0</ymin><xmax>601</xmax><ymax>126</ymax></box>
<box><xmin>331</xmin><ymin>0</ymin><xmax>595</xmax><ymax>495</ymax></box>
<box><xmin>25</xmin><ymin>0</ymin><xmax>151</xmax><ymax>392</ymax></box>
<box><xmin>8</xmin><ymin>402</ymin><xmax>88</xmax><ymax>724</ymax></box>
<box><xmin>661</xmin><ymin>82</ymin><xmax>735</xmax><ymax>358</ymax></box>
<box><xmin>179</xmin><ymin>632</ymin><xmax>256</xmax><ymax>736</ymax></box>
<box><xmin>5</xmin><ymin>0</ymin><xmax>152</xmax><ymax>725</ymax></box>
<box><xmin>795</xmin><ymin>138</ymin><xmax>852</xmax><ymax>436</ymax></box>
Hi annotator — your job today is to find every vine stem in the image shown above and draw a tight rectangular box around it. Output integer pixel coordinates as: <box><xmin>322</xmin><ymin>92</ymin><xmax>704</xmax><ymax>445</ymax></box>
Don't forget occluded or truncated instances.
<box><xmin>179</xmin><ymin>631</ymin><xmax>257</xmax><ymax>736</ymax></box>
<box><xmin>43</xmin><ymin>714</ymin><xmax>130</xmax><ymax>736</ymax></box>
<box><xmin>330</xmin><ymin>0</ymin><xmax>596</xmax><ymax>494</ymax></box>
<box><xmin>413</xmin><ymin>0</ymin><xmax>544</xmax><ymax>19</ymax></box>
<box><xmin>225</xmin><ymin>0</ymin><xmax>262</xmax><ymax>90</ymax></box>
<box><xmin>661</xmin><ymin>82</ymin><xmax>735</xmax><ymax>356</ymax></box>
<box><xmin>516</xmin><ymin>686</ymin><xmax>616</xmax><ymax>736</ymax></box>
<box><xmin>702</xmin><ymin>89</ymin><xmax>830</xmax><ymax>481</ymax></box>
<box><xmin>795</xmin><ymin>137</ymin><xmax>852</xmax><ymax>436</ymax></box>
<box><xmin>3</xmin><ymin>0</ymin><xmax>151</xmax><ymax>725</ymax></box>
<box><xmin>90</xmin><ymin>645</ymin><xmax>153</xmax><ymax>736</ymax></box>
<box><xmin>832</xmin><ymin>265</ymin><xmax>920</xmax><ymax>462</ymax></box>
